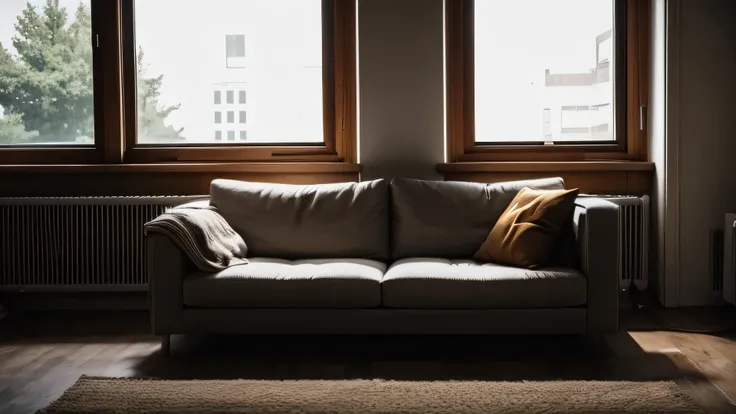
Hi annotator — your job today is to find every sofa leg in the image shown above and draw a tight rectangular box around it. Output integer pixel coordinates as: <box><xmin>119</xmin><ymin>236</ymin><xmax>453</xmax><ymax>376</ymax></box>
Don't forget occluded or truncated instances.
<box><xmin>160</xmin><ymin>335</ymin><xmax>171</xmax><ymax>356</ymax></box>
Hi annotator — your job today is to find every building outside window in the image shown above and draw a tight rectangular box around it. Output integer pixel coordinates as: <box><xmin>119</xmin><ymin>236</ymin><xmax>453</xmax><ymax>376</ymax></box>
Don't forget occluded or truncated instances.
<box><xmin>542</xmin><ymin>30</ymin><xmax>613</xmax><ymax>142</ymax></box>
<box><xmin>132</xmin><ymin>0</ymin><xmax>324</xmax><ymax>145</ymax></box>
<box><xmin>226</xmin><ymin>34</ymin><xmax>246</xmax><ymax>68</ymax></box>
<box><xmin>474</xmin><ymin>0</ymin><xmax>614</xmax><ymax>143</ymax></box>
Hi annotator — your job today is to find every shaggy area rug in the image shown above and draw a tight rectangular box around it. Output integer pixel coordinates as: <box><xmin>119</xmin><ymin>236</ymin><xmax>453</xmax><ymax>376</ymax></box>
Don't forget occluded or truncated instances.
<box><xmin>40</xmin><ymin>376</ymin><xmax>701</xmax><ymax>413</ymax></box>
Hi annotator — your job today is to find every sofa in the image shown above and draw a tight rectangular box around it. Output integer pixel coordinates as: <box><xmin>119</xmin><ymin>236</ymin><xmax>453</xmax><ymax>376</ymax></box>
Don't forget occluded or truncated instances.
<box><xmin>148</xmin><ymin>177</ymin><xmax>620</xmax><ymax>348</ymax></box>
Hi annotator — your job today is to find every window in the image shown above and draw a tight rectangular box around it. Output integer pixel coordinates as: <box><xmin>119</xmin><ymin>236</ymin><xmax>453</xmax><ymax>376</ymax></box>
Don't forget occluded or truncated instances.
<box><xmin>542</xmin><ymin>108</ymin><xmax>552</xmax><ymax>139</ymax></box>
<box><xmin>446</xmin><ymin>0</ymin><xmax>648</xmax><ymax>161</ymax></box>
<box><xmin>227</xmin><ymin>131</ymin><xmax>235</xmax><ymax>141</ymax></box>
<box><xmin>560</xmin><ymin>103</ymin><xmax>611</xmax><ymax>140</ymax></box>
<box><xmin>0</xmin><ymin>0</ymin><xmax>95</xmax><ymax>147</ymax></box>
<box><xmin>0</xmin><ymin>0</ymin><xmax>356</xmax><ymax>165</ymax></box>
<box><xmin>122</xmin><ymin>0</ymin><xmax>357</xmax><ymax>163</ymax></box>
<box><xmin>0</xmin><ymin>0</ymin><xmax>114</xmax><ymax>164</ymax></box>
<box><xmin>240</xmin><ymin>131</ymin><xmax>247</xmax><ymax>140</ymax></box>
<box><xmin>226</xmin><ymin>35</ymin><xmax>246</xmax><ymax>68</ymax></box>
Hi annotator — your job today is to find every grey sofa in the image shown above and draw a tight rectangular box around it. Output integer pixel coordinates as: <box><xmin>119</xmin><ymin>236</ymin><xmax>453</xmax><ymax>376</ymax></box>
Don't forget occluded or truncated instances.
<box><xmin>148</xmin><ymin>177</ymin><xmax>619</xmax><ymax>347</ymax></box>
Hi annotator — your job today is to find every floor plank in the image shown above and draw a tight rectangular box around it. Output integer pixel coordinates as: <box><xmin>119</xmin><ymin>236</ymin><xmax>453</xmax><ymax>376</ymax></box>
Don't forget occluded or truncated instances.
<box><xmin>0</xmin><ymin>307</ymin><xmax>735</xmax><ymax>414</ymax></box>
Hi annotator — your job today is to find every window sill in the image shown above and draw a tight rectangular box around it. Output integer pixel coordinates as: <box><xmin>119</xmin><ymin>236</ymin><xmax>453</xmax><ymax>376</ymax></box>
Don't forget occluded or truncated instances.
<box><xmin>437</xmin><ymin>161</ymin><xmax>655</xmax><ymax>173</ymax></box>
<box><xmin>437</xmin><ymin>161</ymin><xmax>654</xmax><ymax>195</ymax></box>
<box><xmin>0</xmin><ymin>162</ymin><xmax>362</xmax><ymax>175</ymax></box>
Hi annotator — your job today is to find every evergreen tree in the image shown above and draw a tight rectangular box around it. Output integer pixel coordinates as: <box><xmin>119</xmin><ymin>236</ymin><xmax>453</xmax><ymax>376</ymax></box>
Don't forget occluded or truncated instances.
<box><xmin>0</xmin><ymin>0</ymin><xmax>92</xmax><ymax>143</ymax></box>
<box><xmin>0</xmin><ymin>0</ymin><xmax>182</xmax><ymax>144</ymax></box>
<box><xmin>136</xmin><ymin>47</ymin><xmax>184</xmax><ymax>142</ymax></box>
<box><xmin>0</xmin><ymin>113</ymin><xmax>38</xmax><ymax>144</ymax></box>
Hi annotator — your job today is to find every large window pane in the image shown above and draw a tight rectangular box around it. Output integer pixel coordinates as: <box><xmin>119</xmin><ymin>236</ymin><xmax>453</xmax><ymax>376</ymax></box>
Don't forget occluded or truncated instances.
<box><xmin>474</xmin><ymin>0</ymin><xmax>614</xmax><ymax>143</ymax></box>
<box><xmin>0</xmin><ymin>0</ymin><xmax>94</xmax><ymax>145</ymax></box>
<box><xmin>134</xmin><ymin>0</ymin><xmax>324</xmax><ymax>144</ymax></box>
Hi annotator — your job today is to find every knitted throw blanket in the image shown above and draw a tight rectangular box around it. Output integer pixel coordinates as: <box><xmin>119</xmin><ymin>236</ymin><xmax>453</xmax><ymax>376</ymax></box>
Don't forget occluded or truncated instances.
<box><xmin>145</xmin><ymin>202</ymin><xmax>248</xmax><ymax>272</ymax></box>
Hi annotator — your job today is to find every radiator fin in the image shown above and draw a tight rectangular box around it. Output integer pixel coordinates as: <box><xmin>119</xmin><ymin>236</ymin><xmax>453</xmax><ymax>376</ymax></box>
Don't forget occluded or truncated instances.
<box><xmin>585</xmin><ymin>195</ymin><xmax>650</xmax><ymax>291</ymax></box>
<box><xmin>0</xmin><ymin>196</ymin><xmax>202</xmax><ymax>291</ymax></box>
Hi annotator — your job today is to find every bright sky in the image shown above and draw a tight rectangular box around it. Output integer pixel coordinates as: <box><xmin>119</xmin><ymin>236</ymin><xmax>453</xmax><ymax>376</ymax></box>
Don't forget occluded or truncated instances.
<box><xmin>0</xmin><ymin>0</ymin><xmax>87</xmax><ymax>55</ymax></box>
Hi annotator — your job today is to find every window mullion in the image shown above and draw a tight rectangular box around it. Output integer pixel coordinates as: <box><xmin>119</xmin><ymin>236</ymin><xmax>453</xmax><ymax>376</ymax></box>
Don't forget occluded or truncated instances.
<box><xmin>92</xmin><ymin>0</ymin><xmax>125</xmax><ymax>163</ymax></box>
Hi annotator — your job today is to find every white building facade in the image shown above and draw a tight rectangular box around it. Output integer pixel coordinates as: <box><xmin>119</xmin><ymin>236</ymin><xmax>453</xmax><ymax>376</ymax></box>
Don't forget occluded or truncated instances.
<box><xmin>135</xmin><ymin>0</ymin><xmax>324</xmax><ymax>144</ymax></box>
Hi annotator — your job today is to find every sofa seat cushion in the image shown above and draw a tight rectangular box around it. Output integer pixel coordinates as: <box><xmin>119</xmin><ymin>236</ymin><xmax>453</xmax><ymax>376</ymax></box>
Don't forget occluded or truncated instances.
<box><xmin>183</xmin><ymin>258</ymin><xmax>386</xmax><ymax>308</ymax></box>
<box><xmin>381</xmin><ymin>259</ymin><xmax>586</xmax><ymax>309</ymax></box>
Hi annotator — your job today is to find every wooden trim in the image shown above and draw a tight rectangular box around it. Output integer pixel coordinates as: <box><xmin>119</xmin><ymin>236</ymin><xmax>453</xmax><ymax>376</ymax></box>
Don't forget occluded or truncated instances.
<box><xmin>445</xmin><ymin>0</ymin><xmax>650</xmax><ymax>162</ymax></box>
<box><xmin>0</xmin><ymin>148</ymin><xmax>101</xmax><ymax>165</ymax></box>
<box><xmin>121</xmin><ymin>0</ymin><xmax>136</xmax><ymax>162</ymax></box>
<box><xmin>97</xmin><ymin>0</ymin><xmax>125</xmax><ymax>164</ymax></box>
<box><xmin>323</xmin><ymin>0</ymin><xmax>337</xmax><ymax>156</ymax></box>
<box><xmin>118</xmin><ymin>0</ymin><xmax>356</xmax><ymax>164</ymax></box>
<box><xmin>334</xmin><ymin>0</ymin><xmax>358</xmax><ymax>163</ymax></box>
<box><xmin>123</xmin><ymin>146</ymin><xmax>342</xmax><ymax>163</ymax></box>
<box><xmin>635</xmin><ymin>0</ymin><xmax>651</xmax><ymax>161</ymax></box>
<box><xmin>445</xmin><ymin>0</ymin><xmax>466</xmax><ymax>163</ymax></box>
<box><xmin>0</xmin><ymin>170</ymin><xmax>361</xmax><ymax>197</ymax></box>
<box><xmin>0</xmin><ymin>162</ymin><xmax>362</xmax><ymax>175</ymax></box>
<box><xmin>0</xmin><ymin>0</ymin><xmax>115</xmax><ymax>165</ymax></box>
<box><xmin>441</xmin><ymin>170</ymin><xmax>651</xmax><ymax>196</ymax></box>
<box><xmin>437</xmin><ymin>161</ymin><xmax>655</xmax><ymax>173</ymax></box>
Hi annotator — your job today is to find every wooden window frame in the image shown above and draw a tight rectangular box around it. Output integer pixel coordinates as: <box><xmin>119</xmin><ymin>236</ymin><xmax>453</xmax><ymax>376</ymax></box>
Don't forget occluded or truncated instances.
<box><xmin>0</xmin><ymin>0</ymin><xmax>121</xmax><ymax>165</ymax></box>
<box><xmin>0</xmin><ymin>0</ymin><xmax>356</xmax><ymax>165</ymax></box>
<box><xmin>119</xmin><ymin>0</ymin><xmax>357</xmax><ymax>164</ymax></box>
<box><xmin>446</xmin><ymin>0</ymin><xmax>650</xmax><ymax>162</ymax></box>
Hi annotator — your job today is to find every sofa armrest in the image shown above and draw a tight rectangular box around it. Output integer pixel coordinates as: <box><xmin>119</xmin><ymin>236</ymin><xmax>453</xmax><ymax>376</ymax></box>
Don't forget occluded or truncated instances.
<box><xmin>147</xmin><ymin>232</ymin><xmax>193</xmax><ymax>335</ymax></box>
<box><xmin>573</xmin><ymin>197</ymin><xmax>620</xmax><ymax>334</ymax></box>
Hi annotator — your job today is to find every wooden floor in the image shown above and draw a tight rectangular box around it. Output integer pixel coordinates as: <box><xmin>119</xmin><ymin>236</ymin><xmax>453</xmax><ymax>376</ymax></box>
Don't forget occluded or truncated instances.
<box><xmin>1</xmin><ymin>306</ymin><xmax>735</xmax><ymax>414</ymax></box>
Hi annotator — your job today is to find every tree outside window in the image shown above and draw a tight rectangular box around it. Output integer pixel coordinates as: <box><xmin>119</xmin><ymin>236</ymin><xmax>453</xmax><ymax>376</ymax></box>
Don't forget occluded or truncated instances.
<box><xmin>0</xmin><ymin>0</ymin><xmax>180</xmax><ymax>145</ymax></box>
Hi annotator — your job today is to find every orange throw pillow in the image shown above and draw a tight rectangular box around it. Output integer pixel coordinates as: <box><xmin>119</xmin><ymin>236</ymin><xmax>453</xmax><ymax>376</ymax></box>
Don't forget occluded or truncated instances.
<box><xmin>474</xmin><ymin>187</ymin><xmax>579</xmax><ymax>269</ymax></box>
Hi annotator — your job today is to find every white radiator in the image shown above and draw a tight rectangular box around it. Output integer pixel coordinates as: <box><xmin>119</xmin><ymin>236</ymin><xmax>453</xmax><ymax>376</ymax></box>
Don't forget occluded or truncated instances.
<box><xmin>582</xmin><ymin>195</ymin><xmax>650</xmax><ymax>290</ymax></box>
<box><xmin>723</xmin><ymin>214</ymin><xmax>736</xmax><ymax>305</ymax></box>
<box><xmin>0</xmin><ymin>196</ymin><xmax>204</xmax><ymax>292</ymax></box>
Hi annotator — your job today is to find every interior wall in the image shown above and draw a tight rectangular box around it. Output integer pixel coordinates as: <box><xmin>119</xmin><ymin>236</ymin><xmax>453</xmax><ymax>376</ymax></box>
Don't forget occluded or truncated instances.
<box><xmin>672</xmin><ymin>0</ymin><xmax>736</xmax><ymax>306</ymax></box>
<box><xmin>649</xmin><ymin>0</ymin><xmax>671</xmax><ymax>306</ymax></box>
<box><xmin>358</xmin><ymin>0</ymin><xmax>445</xmax><ymax>181</ymax></box>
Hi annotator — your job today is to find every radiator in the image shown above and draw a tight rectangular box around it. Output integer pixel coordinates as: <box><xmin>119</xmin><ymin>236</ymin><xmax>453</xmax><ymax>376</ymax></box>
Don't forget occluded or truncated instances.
<box><xmin>582</xmin><ymin>195</ymin><xmax>650</xmax><ymax>291</ymax></box>
<box><xmin>723</xmin><ymin>214</ymin><xmax>736</xmax><ymax>305</ymax></box>
<box><xmin>0</xmin><ymin>196</ymin><xmax>204</xmax><ymax>292</ymax></box>
<box><xmin>1</xmin><ymin>195</ymin><xmax>652</xmax><ymax>293</ymax></box>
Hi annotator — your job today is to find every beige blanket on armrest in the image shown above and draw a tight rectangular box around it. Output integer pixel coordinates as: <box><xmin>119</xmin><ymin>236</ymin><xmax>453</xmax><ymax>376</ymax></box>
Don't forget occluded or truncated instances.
<box><xmin>145</xmin><ymin>202</ymin><xmax>248</xmax><ymax>272</ymax></box>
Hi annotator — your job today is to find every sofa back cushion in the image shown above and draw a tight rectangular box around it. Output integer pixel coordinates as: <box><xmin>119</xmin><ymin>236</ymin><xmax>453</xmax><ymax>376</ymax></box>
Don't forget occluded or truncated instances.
<box><xmin>389</xmin><ymin>177</ymin><xmax>565</xmax><ymax>259</ymax></box>
<box><xmin>210</xmin><ymin>179</ymin><xmax>389</xmax><ymax>260</ymax></box>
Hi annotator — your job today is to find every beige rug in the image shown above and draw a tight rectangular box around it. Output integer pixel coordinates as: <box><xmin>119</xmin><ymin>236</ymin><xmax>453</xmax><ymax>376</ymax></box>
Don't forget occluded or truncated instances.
<box><xmin>40</xmin><ymin>376</ymin><xmax>701</xmax><ymax>413</ymax></box>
